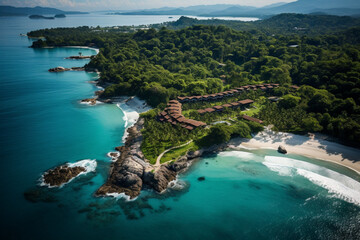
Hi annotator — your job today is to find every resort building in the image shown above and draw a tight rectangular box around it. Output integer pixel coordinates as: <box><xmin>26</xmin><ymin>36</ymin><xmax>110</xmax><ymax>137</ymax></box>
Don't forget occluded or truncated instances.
<box><xmin>197</xmin><ymin>99</ymin><xmax>254</xmax><ymax>114</ymax></box>
<box><xmin>158</xmin><ymin>100</ymin><xmax>206</xmax><ymax>130</ymax></box>
<box><xmin>242</xmin><ymin>115</ymin><xmax>264</xmax><ymax>124</ymax></box>
<box><xmin>177</xmin><ymin>83</ymin><xmax>279</xmax><ymax>103</ymax></box>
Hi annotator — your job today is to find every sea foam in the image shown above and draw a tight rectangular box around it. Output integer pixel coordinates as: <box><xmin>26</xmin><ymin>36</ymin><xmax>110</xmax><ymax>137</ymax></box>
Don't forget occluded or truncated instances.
<box><xmin>218</xmin><ymin>151</ymin><xmax>255</xmax><ymax>159</ymax></box>
<box><xmin>263</xmin><ymin>156</ymin><xmax>360</xmax><ymax>206</ymax></box>
<box><xmin>106</xmin><ymin>192</ymin><xmax>137</xmax><ymax>201</ymax></box>
<box><xmin>116</xmin><ymin>97</ymin><xmax>152</xmax><ymax>142</ymax></box>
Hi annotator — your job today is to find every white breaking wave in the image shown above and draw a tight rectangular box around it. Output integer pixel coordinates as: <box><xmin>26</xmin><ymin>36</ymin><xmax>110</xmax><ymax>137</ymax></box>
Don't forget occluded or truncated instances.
<box><xmin>218</xmin><ymin>151</ymin><xmax>255</xmax><ymax>159</ymax></box>
<box><xmin>106</xmin><ymin>192</ymin><xmax>137</xmax><ymax>201</ymax></box>
<box><xmin>79</xmin><ymin>100</ymin><xmax>102</xmax><ymax>106</ymax></box>
<box><xmin>107</xmin><ymin>151</ymin><xmax>120</xmax><ymax>162</ymax></box>
<box><xmin>263</xmin><ymin>156</ymin><xmax>360</xmax><ymax>206</ymax></box>
<box><xmin>40</xmin><ymin>159</ymin><xmax>97</xmax><ymax>188</ymax></box>
<box><xmin>168</xmin><ymin>178</ymin><xmax>187</xmax><ymax>191</ymax></box>
<box><xmin>116</xmin><ymin>97</ymin><xmax>152</xmax><ymax>142</ymax></box>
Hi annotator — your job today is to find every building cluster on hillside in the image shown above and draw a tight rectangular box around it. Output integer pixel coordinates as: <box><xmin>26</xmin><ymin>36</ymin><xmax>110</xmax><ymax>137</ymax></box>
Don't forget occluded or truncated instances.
<box><xmin>157</xmin><ymin>83</ymin><xmax>292</xmax><ymax>130</ymax></box>
<box><xmin>197</xmin><ymin>99</ymin><xmax>254</xmax><ymax>114</ymax></box>
<box><xmin>177</xmin><ymin>83</ymin><xmax>280</xmax><ymax>103</ymax></box>
<box><xmin>157</xmin><ymin>100</ymin><xmax>206</xmax><ymax>130</ymax></box>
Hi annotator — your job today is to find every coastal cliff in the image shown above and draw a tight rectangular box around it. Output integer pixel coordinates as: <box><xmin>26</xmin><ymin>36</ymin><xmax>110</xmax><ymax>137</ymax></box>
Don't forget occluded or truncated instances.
<box><xmin>96</xmin><ymin>118</ymin><xmax>183</xmax><ymax>199</ymax></box>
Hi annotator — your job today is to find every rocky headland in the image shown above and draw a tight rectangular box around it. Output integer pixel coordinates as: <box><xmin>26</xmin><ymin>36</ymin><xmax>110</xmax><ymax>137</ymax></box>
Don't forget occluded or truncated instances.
<box><xmin>96</xmin><ymin>117</ymin><xmax>230</xmax><ymax>199</ymax></box>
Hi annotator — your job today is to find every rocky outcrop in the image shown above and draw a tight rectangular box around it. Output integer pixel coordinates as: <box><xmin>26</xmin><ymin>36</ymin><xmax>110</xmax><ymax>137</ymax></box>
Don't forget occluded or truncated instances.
<box><xmin>43</xmin><ymin>165</ymin><xmax>86</xmax><ymax>187</ymax></box>
<box><xmin>66</xmin><ymin>56</ymin><xmax>91</xmax><ymax>59</ymax></box>
<box><xmin>81</xmin><ymin>98</ymin><xmax>97</xmax><ymax>105</ymax></box>
<box><xmin>48</xmin><ymin>66</ymin><xmax>85</xmax><ymax>72</ymax></box>
<box><xmin>96</xmin><ymin>118</ymin><xmax>197</xmax><ymax>199</ymax></box>
<box><xmin>143</xmin><ymin>165</ymin><xmax>177</xmax><ymax>193</ymax></box>
<box><xmin>278</xmin><ymin>145</ymin><xmax>287</xmax><ymax>154</ymax></box>
<box><xmin>96</xmin><ymin>118</ymin><xmax>148</xmax><ymax>199</ymax></box>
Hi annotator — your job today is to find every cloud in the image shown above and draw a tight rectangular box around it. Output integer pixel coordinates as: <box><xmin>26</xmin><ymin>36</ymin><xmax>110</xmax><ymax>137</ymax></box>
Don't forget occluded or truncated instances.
<box><xmin>0</xmin><ymin>0</ymin><xmax>296</xmax><ymax>11</ymax></box>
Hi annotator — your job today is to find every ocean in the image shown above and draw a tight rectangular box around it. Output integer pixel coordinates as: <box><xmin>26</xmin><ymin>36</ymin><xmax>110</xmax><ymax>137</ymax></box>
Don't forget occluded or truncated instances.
<box><xmin>0</xmin><ymin>14</ymin><xmax>359</xmax><ymax>240</ymax></box>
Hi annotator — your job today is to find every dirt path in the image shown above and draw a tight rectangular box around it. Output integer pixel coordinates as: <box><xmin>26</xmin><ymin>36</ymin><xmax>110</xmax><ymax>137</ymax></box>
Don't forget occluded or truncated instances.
<box><xmin>154</xmin><ymin>140</ymin><xmax>193</xmax><ymax>168</ymax></box>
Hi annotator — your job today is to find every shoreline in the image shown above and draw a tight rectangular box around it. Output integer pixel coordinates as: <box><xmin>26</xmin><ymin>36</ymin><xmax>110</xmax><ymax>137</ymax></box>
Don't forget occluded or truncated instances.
<box><xmin>228</xmin><ymin>128</ymin><xmax>360</xmax><ymax>175</ymax></box>
<box><xmin>40</xmin><ymin>45</ymin><xmax>100</xmax><ymax>54</ymax></box>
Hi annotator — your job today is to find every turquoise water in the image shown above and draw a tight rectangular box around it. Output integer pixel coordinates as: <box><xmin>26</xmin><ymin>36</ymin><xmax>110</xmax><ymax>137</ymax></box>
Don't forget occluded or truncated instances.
<box><xmin>1</xmin><ymin>15</ymin><xmax>360</xmax><ymax>240</ymax></box>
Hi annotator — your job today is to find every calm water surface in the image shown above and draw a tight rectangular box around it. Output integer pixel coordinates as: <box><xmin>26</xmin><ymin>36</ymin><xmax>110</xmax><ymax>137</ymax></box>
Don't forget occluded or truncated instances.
<box><xmin>0</xmin><ymin>14</ymin><xmax>359</xmax><ymax>240</ymax></box>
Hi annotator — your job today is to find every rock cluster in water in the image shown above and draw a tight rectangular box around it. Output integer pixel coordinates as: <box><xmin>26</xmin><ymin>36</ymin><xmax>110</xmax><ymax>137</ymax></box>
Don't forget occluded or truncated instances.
<box><xmin>48</xmin><ymin>66</ymin><xmax>84</xmax><ymax>72</ymax></box>
<box><xmin>43</xmin><ymin>165</ymin><xmax>86</xmax><ymax>187</ymax></box>
<box><xmin>81</xmin><ymin>98</ymin><xmax>97</xmax><ymax>105</ymax></box>
<box><xmin>66</xmin><ymin>56</ymin><xmax>92</xmax><ymax>59</ymax></box>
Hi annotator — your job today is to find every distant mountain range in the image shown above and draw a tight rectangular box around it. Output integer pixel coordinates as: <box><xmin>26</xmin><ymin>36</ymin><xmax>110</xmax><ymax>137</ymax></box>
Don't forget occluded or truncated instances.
<box><xmin>0</xmin><ymin>6</ymin><xmax>87</xmax><ymax>16</ymax></box>
<box><xmin>111</xmin><ymin>0</ymin><xmax>360</xmax><ymax>17</ymax></box>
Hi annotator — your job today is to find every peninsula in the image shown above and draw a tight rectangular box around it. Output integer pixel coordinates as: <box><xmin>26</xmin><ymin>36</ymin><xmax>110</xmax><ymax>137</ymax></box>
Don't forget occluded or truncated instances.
<box><xmin>28</xmin><ymin>13</ymin><xmax>360</xmax><ymax>198</ymax></box>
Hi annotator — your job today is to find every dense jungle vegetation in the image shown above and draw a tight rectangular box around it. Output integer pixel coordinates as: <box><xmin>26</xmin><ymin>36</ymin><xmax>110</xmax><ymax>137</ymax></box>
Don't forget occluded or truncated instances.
<box><xmin>28</xmin><ymin>13</ymin><xmax>360</xmax><ymax>149</ymax></box>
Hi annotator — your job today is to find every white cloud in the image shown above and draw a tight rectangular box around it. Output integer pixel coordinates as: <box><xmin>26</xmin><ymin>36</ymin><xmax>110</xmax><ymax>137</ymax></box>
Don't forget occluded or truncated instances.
<box><xmin>0</xmin><ymin>0</ymin><xmax>297</xmax><ymax>11</ymax></box>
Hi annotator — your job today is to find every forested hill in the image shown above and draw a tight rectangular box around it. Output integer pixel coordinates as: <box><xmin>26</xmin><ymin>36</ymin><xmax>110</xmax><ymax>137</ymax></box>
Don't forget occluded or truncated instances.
<box><xmin>161</xmin><ymin>14</ymin><xmax>360</xmax><ymax>35</ymax></box>
<box><xmin>28</xmin><ymin>13</ymin><xmax>360</xmax><ymax>145</ymax></box>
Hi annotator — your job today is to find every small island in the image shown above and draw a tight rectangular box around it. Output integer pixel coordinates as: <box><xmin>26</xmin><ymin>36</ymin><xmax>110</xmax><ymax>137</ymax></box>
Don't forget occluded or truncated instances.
<box><xmin>29</xmin><ymin>15</ymin><xmax>55</xmax><ymax>19</ymax></box>
<box><xmin>55</xmin><ymin>14</ymin><xmax>66</xmax><ymax>18</ymax></box>
<box><xmin>29</xmin><ymin>14</ymin><xmax>66</xmax><ymax>19</ymax></box>
<box><xmin>42</xmin><ymin>164</ymin><xmax>86</xmax><ymax>187</ymax></box>
<box><xmin>41</xmin><ymin>160</ymin><xmax>97</xmax><ymax>187</ymax></box>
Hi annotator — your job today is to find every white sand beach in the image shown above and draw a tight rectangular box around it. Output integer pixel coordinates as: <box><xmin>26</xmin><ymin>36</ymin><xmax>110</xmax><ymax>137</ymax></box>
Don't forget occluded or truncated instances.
<box><xmin>230</xmin><ymin>127</ymin><xmax>360</xmax><ymax>174</ymax></box>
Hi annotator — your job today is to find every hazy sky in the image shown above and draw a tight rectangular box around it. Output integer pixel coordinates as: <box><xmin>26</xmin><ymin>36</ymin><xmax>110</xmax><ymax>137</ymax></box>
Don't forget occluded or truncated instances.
<box><xmin>0</xmin><ymin>0</ymin><xmax>297</xmax><ymax>11</ymax></box>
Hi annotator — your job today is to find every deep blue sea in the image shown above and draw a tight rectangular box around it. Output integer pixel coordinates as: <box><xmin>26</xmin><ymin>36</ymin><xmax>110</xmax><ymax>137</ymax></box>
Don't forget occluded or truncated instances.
<box><xmin>0</xmin><ymin>14</ymin><xmax>360</xmax><ymax>240</ymax></box>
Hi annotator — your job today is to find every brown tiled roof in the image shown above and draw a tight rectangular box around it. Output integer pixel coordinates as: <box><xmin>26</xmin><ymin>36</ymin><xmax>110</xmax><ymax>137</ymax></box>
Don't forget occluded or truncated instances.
<box><xmin>291</xmin><ymin>85</ymin><xmax>299</xmax><ymax>89</ymax></box>
<box><xmin>260</xmin><ymin>87</ymin><xmax>267</xmax><ymax>90</ymax></box>
<box><xmin>186</xmin><ymin>119</ymin><xmax>206</xmax><ymax>127</ymax></box>
<box><xmin>167</xmin><ymin>107</ymin><xmax>181</xmax><ymax>111</ymax></box>
<box><xmin>242</xmin><ymin>115</ymin><xmax>263</xmax><ymax>124</ymax></box>
<box><xmin>172</xmin><ymin>114</ymin><xmax>183</xmax><ymax>119</ymax></box>
<box><xmin>230</xmin><ymin>102</ymin><xmax>240</xmax><ymax>107</ymax></box>
<box><xmin>169</xmin><ymin>100</ymin><xmax>179</xmax><ymax>104</ymax></box>
<box><xmin>267</xmin><ymin>85</ymin><xmax>273</xmax><ymax>89</ymax></box>
<box><xmin>238</xmin><ymin>99</ymin><xmax>254</xmax><ymax>105</ymax></box>
<box><xmin>177</xmin><ymin>116</ymin><xmax>187</xmax><ymax>122</ymax></box>
<box><xmin>222</xmin><ymin>104</ymin><xmax>232</xmax><ymax>108</ymax></box>
<box><xmin>185</xmin><ymin>125</ymin><xmax>194</xmax><ymax>130</ymax></box>
<box><xmin>204</xmin><ymin>108</ymin><xmax>215</xmax><ymax>113</ymax></box>
<box><xmin>197</xmin><ymin>109</ymin><xmax>207</xmax><ymax>114</ymax></box>
<box><xmin>213</xmin><ymin>105</ymin><xmax>223</xmax><ymax>110</ymax></box>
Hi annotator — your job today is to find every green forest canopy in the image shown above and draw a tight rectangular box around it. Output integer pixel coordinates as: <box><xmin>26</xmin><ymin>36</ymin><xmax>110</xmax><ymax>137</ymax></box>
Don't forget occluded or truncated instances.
<box><xmin>28</xmin><ymin>13</ymin><xmax>360</xmax><ymax>147</ymax></box>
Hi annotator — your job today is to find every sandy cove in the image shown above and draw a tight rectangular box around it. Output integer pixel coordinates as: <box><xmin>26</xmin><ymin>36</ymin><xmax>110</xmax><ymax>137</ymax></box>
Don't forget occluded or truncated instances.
<box><xmin>229</xmin><ymin>127</ymin><xmax>360</xmax><ymax>174</ymax></box>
